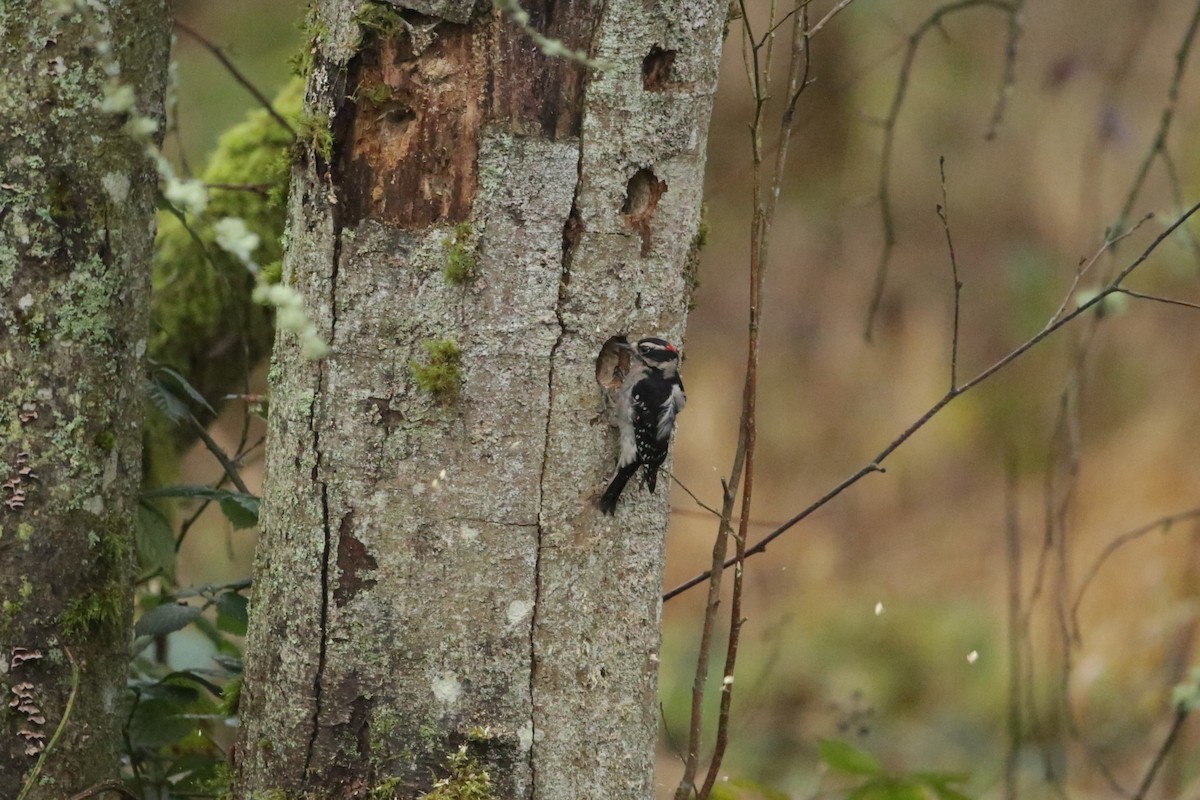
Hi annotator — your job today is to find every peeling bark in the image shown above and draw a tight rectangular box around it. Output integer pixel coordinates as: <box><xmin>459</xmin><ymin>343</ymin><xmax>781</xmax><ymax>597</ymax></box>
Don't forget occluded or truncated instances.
<box><xmin>236</xmin><ymin>0</ymin><xmax>724</xmax><ymax>796</ymax></box>
<box><xmin>0</xmin><ymin>1</ymin><xmax>170</xmax><ymax>796</ymax></box>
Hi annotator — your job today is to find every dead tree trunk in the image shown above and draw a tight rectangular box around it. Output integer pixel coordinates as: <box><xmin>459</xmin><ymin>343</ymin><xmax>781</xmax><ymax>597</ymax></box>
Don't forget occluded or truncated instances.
<box><xmin>235</xmin><ymin>0</ymin><xmax>723</xmax><ymax>797</ymax></box>
<box><xmin>0</xmin><ymin>1</ymin><xmax>170</xmax><ymax>796</ymax></box>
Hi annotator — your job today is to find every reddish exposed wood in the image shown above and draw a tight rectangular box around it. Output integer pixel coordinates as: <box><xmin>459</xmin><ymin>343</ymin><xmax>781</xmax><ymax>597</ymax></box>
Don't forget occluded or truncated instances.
<box><xmin>490</xmin><ymin>0</ymin><xmax>599</xmax><ymax>138</ymax></box>
<box><xmin>334</xmin><ymin>512</ymin><xmax>377</xmax><ymax>607</ymax></box>
<box><xmin>334</xmin><ymin>1</ymin><xmax>605</xmax><ymax>229</ymax></box>
<box><xmin>335</xmin><ymin>20</ymin><xmax>486</xmax><ymax>228</ymax></box>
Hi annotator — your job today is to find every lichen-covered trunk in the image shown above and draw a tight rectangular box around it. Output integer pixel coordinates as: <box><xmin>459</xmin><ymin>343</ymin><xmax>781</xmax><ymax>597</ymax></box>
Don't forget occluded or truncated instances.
<box><xmin>235</xmin><ymin>0</ymin><xmax>721</xmax><ymax>797</ymax></box>
<box><xmin>0</xmin><ymin>1</ymin><xmax>170</xmax><ymax>795</ymax></box>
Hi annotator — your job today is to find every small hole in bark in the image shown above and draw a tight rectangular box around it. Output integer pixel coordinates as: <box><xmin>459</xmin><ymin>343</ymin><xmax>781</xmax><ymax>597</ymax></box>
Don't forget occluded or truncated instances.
<box><xmin>642</xmin><ymin>46</ymin><xmax>676</xmax><ymax>91</ymax></box>
<box><xmin>595</xmin><ymin>335</ymin><xmax>632</xmax><ymax>390</ymax></box>
<box><xmin>621</xmin><ymin>168</ymin><xmax>668</xmax><ymax>257</ymax></box>
<box><xmin>622</xmin><ymin>168</ymin><xmax>666</xmax><ymax>217</ymax></box>
<box><xmin>383</xmin><ymin>106</ymin><xmax>416</xmax><ymax>126</ymax></box>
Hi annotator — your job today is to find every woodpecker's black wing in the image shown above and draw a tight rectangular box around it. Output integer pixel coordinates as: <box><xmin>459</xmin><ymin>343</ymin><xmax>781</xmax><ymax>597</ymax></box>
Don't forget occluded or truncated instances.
<box><xmin>631</xmin><ymin>372</ymin><xmax>681</xmax><ymax>493</ymax></box>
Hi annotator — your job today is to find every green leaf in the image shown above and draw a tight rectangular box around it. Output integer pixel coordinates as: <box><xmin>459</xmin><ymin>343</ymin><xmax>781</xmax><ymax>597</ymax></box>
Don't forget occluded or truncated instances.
<box><xmin>219</xmin><ymin>494</ymin><xmax>260</xmax><ymax>529</ymax></box>
<box><xmin>142</xmin><ymin>485</ymin><xmax>260</xmax><ymax>529</ymax></box>
<box><xmin>819</xmin><ymin>738</ymin><xmax>882</xmax><ymax>776</ymax></box>
<box><xmin>127</xmin><ymin>696</ymin><xmax>196</xmax><ymax>748</ymax></box>
<box><xmin>847</xmin><ymin>778</ymin><xmax>925</xmax><ymax>800</ymax></box>
<box><xmin>145</xmin><ymin>378</ymin><xmax>191</xmax><ymax>425</ymax></box>
<box><xmin>708</xmin><ymin>778</ymin><xmax>791</xmax><ymax>800</ymax></box>
<box><xmin>153</xmin><ymin>363</ymin><xmax>217</xmax><ymax>418</ymax></box>
<box><xmin>212</xmin><ymin>653</ymin><xmax>244</xmax><ymax>674</ymax></box>
<box><xmin>143</xmin><ymin>484</ymin><xmax>254</xmax><ymax>502</ymax></box>
<box><xmin>927</xmin><ymin>785</ymin><xmax>972</xmax><ymax>800</ymax></box>
<box><xmin>140</xmin><ymin>680</ymin><xmax>201</xmax><ymax>705</ymax></box>
<box><xmin>216</xmin><ymin>592</ymin><xmax>249</xmax><ymax>635</ymax></box>
<box><xmin>136</xmin><ymin>502</ymin><xmax>177</xmax><ymax>576</ymax></box>
<box><xmin>136</xmin><ymin>603</ymin><xmax>202</xmax><ymax>637</ymax></box>
<box><xmin>161</xmin><ymin>670</ymin><xmax>225</xmax><ymax>697</ymax></box>
<box><xmin>912</xmin><ymin>771</ymin><xmax>971</xmax><ymax>800</ymax></box>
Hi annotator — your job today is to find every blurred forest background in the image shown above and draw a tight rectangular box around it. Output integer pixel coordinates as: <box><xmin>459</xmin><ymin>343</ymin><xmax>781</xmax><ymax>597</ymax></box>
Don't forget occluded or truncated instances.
<box><xmin>161</xmin><ymin>0</ymin><xmax>1200</xmax><ymax>797</ymax></box>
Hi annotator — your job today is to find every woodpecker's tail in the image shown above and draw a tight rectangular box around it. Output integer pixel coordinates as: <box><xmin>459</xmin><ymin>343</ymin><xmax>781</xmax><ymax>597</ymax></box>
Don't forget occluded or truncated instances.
<box><xmin>644</xmin><ymin>465</ymin><xmax>660</xmax><ymax>494</ymax></box>
<box><xmin>600</xmin><ymin>462</ymin><xmax>640</xmax><ymax>515</ymax></box>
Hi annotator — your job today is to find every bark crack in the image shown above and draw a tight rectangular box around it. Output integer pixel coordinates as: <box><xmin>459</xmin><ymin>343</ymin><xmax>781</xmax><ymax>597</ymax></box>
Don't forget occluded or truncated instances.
<box><xmin>529</xmin><ymin>170</ymin><xmax>582</xmax><ymax>798</ymax></box>
<box><xmin>303</xmin><ymin>220</ymin><xmax>344</xmax><ymax>778</ymax></box>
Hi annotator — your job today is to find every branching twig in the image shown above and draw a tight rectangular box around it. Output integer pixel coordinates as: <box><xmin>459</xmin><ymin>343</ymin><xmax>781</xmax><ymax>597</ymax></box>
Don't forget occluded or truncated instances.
<box><xmin>984</xmin><ymin>2</ymin><xmax>1024</xmax><ymax>140</ymax></box>
<box><xmin>1070</xmin><ymin>506</ymin><xmax>1200</xmax><ymax>634</ymax></box>
<box><xmin>173</xmin><ymin>19</ymin><xmax>297</xmax><ymax>139</ymax></box>
<box><xmin>675</xmin><ymin>2</ymin><xmax>816</xmax><ymax>797</ymax></box>
<box><xmin>1112</xmin><ymin>0</ymin><xmax>1200</xmax><ymax>232</ymax></box>
<box><xmin>664</xmin><ymin>200</ymin><xmax>1200</xmax><ymax>602</ymax></box>
<box><xmin>865</xmin><ymin>0</ymin><xmax>1021</xmax><ymax>341</ymax></box>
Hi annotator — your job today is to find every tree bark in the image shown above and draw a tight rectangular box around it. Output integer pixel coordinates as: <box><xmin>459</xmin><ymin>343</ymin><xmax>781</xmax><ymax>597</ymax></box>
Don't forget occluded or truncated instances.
<box><xmin>236</xmin><ymin>0</ymin><xmax>722</xmax><ymax>797</ymax></box>
<box><xmin>0</xmin><ymin>1</ymin><xmax>170</xmax><ymax>796</ymax></box>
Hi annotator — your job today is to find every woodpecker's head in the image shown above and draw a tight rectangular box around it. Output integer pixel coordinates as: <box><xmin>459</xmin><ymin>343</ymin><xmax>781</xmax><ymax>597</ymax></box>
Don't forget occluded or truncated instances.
<box><xmin>634</xmin><ymin>337</ymin><xmax>681</xmax><ymax>372</ymax></box>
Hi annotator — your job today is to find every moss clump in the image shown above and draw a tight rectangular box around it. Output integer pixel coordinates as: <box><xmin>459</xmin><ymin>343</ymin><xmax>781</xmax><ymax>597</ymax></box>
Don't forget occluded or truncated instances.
<box><xmin>356</xmin><ymin>1</ymin><xmax>405</xmax><ymax>39</ymax></box>
<box><xmin>60</xmin><ymin>583</ymin><xmax>127</xmax><ymax>638</ymax></box>
<box><xmin>260</xmin><ymin>259</ymin><xmax>283</xmax><ymax>285</ymax></box>
<box><xmin>355</xmin><ymin>79</ymin><xmax>394</xmax><ymax>105</ymax></box>
<box><xmin>443</xmin><ymin>223</ymin><xmax>478</xmax><ymax>285</ymax></box>
<box><xmin>296</xmin><ymin>112</ymin><xmax>334</xmax><ymax>162</ymax></box>
<box><xmin>410</xmin><ymin>340</ymin><xmax>463</xmax><ymax>403</ymax></box>
<box><xmin>94</xmin><ymin>429</ymin><xmax>115</xmax><ymax>451</ymax></box>
<box><xmin>219</xmin><ymin>675</ymin><xmax>243</xmax><ymax>716</ymax></box>
<box><xmin>370</xmin><ymin>777</ymin><xmax>403</xmax><ymax>800</ymax></box>
<box><xmin>249</xmin><ymin>791</ymin><xmax>289</xmax><ymax>800</ymax></box>
<box><xmin>418</xmin><ymin>746</ymin><xmax>497</xmax><ymax>800</ymax></box>
<box><xmin>290</xmin><ymin>3</ymin><xmax>329</xmax><ymax>78</ymax></box>
<box><xmin>59</xmin><ymin>516</ymin><xmax>133</xmax><ymax>638</ymax></box>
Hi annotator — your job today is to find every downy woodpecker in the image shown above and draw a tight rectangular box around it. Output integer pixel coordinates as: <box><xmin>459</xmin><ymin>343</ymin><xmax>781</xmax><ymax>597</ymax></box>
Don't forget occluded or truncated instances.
<box><xmin>600</xmin><ymin>337</ymin><xmax>686</xmax><ymax>514</ymax></box>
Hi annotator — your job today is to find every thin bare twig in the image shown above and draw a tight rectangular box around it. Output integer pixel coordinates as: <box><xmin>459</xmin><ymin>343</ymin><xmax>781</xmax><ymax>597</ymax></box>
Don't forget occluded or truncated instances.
<box><xmin>664</xmin><ymin>200</ymin><xmax>1200</xmax><ymax>602</ymax></box>
<box><xmin>670</xmin><ymin>474</ymin><xmax>724</xmax><ymax>518</ymax></box>
<box><xmin>189</xmin><ymin>416</ymin><xmax>252</xmax><ymax>496</ymax></box>
<box><xmin>1003</xmin><ymin>462</ymin><xmax>1022</xmax><ymax>800</ymax></box>
<box><xmin>1115</xmin><ymin>287</ymin><xmax>1200</xmax><ymax>312</ymax></box>
<box><xmin>206</xmin><ymin>182</ymin><xmax>275</xmax><ymax>194</ymax></box>
<box><xmin>807</xmin><ymin>0</ymin><xmax>856</xmax><ymax>38</ymax></box>
<box><xmin>936</xmin><ymin>156</ymin><xmax>962</xmax><ymax>390</ymax></box>
<box><xmin>173</xmin><ymin>19</ymin><xmax>297</xmax><ymax>139</ymax></box>
<box><xmin>67</xmin><ymin>781</ymin><xmax>140</xmax><ymax>800</ymax></box>
<box><xmin>1131</xmin><ymin>707</ymin><xmax>1191</xmax><ymax>800</ymax></box>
